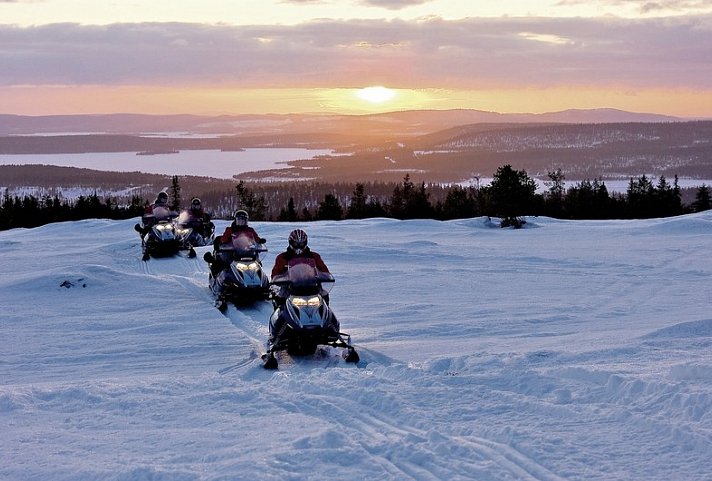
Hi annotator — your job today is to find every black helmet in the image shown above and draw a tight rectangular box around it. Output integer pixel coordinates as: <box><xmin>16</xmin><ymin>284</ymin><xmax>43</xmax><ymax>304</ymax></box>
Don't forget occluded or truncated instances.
<box><xmin>234</xmin><ymin>209</ymin><xmax>249</xmax><ymax>226</ymax></box>
<box><xmin>155</xmin><ymin>191</ymin><xmax>168</xmax><ymax>205</ymax></box>
<box><xmin>190</xmin><ymin>197</ymin><xmax>201</xmax><ymax>211</ymax></box>
<box><xmin>288</xmin><ymin>229</ymin><xmax>308</xmax><ymax>253</ymax></box>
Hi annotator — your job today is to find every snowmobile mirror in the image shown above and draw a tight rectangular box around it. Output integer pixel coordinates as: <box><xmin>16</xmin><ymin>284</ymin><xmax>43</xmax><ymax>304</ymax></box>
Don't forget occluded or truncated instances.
<box><xmin>134</xmin><ymin>224</ymin><xmax>142</xmax><ymax>233</ymax></box>
<box><xmin>203</xmin><ymin>252</ymin><xmax>214</xmax><ymax>264</ymax></box>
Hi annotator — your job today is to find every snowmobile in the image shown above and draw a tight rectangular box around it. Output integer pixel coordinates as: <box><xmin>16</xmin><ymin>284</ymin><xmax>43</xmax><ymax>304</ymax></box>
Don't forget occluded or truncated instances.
<box><xmin>174</xmin><ymin>210</ymin><xmax>215</xmax><ymax>258</ymax></box>
<box><xmin>262</xmin><ymin>258</ymin><xmax>359</xmax><ymax>369</ymax></box>
<box><xmin>134</xmin><ymin>206</ymin><xmax>180</xmax><ymax>261</ymax></box>
<box><xmin>203</xmin><ymin>233</ymin><xmax>270</xmax><ymax>310</ymax></box>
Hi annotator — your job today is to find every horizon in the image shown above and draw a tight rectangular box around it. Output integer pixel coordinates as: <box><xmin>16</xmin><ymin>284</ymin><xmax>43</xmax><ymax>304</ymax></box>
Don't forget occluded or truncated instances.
<box><xmin>0</xmin><ymin>106</ymin><xmax>705</xmax><ymax>121</ymax></box>
<box><xmin>1</xmin><ymin>1</ymin><xmax>711</xmax><ymax>118</ymax></box>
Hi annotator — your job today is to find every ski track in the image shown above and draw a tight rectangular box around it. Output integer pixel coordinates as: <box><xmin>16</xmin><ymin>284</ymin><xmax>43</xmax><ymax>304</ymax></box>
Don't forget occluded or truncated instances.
<box><xmin>2</xmin><ymin>216</ymin><xmax>712</xmax><ymax>481</ymax></box>
<box><xmin>270</xmin><ymin>390</ymin><xmax>568</xmax><ymax>481</ymax></box>
<box><xmin>142</xmin><ymin>244</ymin><xmax>567</xmax><ymax>481</ymax></box>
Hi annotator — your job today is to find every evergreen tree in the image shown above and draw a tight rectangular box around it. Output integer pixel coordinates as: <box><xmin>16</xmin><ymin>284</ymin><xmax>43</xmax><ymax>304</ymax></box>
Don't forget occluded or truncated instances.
<box><xmin>278</xmin><ymin>197</ymin><xmax>299</xmax><ymax>222</ymax></box>
<box><xmin>626</xmin><ymin>175</ymin><xmax>655</xmax><ymax>218</ymax></box>
<box><xmin>301</xmin><ymin>206</ymin><xmax>313</xmax><ymax>221</ymax></box>
<box><xmin>169</xmin><ymin>175</ymin><xmax>181</xmax><ymax>211</ymax></box>
<box><xmin>317</xmin><ymin>193</ymin><xmax>343</xmax><ymax>220</ymax></box>
<box><xmin>439</xmin><ymin>185</ymin><xmax>477</xmax><ymax>220</ymax></box>
<box><xmin>408</xmin><ymin>181</ymin><xmax>433</xmax><ymax>219</ymax></box>
<box><xmin>692</xmin><ymin>184</ymin><xmax>711</xmax><ymax>212</ymax></box>
<box><xmin>388</xmin><ymin>175</ymin><xmax>433</xmax><ymax>219</ymax></box>
<box><xmin>486</xmin><ymin>165</ymin><xmax>537</xmax><ymax>227</ymax></box>
<box><xmin>347</xmin><ymin>183</ymin><xmax>368</xmax><ymax>219</ymax></box>
<box><xmin>563</xmin><ymin>178</ymin><xmax>611</xmax><ymax>219</ymax></box>
<box><xmin>388</xmin><ymin>175</ymin><xmax>412</xmax><ymax>218</ymax></box>
<box><xmin>655</xmin><ymin>175</ymin><xmax>682</xmax><ymax>217</ymax></box>
<box><xmin>235</xmin><ymin>180</ymin><xmax>267</xmax><ymax>220</ymax></box>
<box><xmin>544</xmin><ymin>168</ymin><xmax>565</xmax><ymax>216</ymax></box>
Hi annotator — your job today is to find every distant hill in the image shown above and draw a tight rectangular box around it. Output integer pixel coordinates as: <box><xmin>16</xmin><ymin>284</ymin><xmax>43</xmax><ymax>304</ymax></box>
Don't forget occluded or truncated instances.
<box><xmin>0</xmin><ymin>108</ymin><xmax>684</xmax><ymax>137</ymax></box>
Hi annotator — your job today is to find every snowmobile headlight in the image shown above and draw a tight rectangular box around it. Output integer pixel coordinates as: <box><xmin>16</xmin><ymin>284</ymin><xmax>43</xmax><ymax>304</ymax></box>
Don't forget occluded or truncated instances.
<box><xmin>290</xmin><ymin>296</ymin><xmax>321</xmax><ymax>308</ymax></box>
<box><xmin>235</xmin><ymin>261</ymin><xmax>259</xmax><ymax>271</ymax></box>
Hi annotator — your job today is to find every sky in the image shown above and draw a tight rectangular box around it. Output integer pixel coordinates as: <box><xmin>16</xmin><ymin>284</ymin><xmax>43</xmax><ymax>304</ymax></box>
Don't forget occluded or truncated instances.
<box><xmin>1</xmin><ymin>0</ymin><xmax>711</xmax><ymax>117</ymax></box>
<box><xmin>2</xmin><ymin>214</ymin><xmax>712</xmax><ymax>480</ymax></box>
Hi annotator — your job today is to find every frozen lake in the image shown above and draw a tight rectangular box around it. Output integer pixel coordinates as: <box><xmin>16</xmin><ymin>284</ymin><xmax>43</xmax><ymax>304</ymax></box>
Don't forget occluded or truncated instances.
<box><xmin>0</xmin><ymin>148</ymin><xmax>333</xmax><ymax>179</ymax></box>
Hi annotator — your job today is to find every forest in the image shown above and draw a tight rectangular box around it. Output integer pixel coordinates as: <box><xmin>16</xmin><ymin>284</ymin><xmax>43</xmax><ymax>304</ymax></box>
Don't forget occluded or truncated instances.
<box><xmin>2</xmin><ymin>167</ymin><xmax>709</xmax><ymax>231</ymax></box>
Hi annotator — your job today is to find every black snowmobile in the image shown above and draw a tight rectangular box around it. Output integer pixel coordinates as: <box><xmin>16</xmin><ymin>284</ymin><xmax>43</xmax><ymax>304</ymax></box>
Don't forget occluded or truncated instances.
<box><xmin>174</xmin><ymin>210</ymin><xmax>215</xmax><ymax>258</ymax></box>
<box><xmin>134</xmin><ymin>206</ymin><xmax>180</xmax><ymax>261</ymax></box>
<box><xmin>262</xmin><ymin>258</ymin><xmax>359</xmax><ymax>369</ymax></box>
<box><xmin>203</xmin><ymin>233</ymin><xmax>270</xmax><ymax>310</ymax></box>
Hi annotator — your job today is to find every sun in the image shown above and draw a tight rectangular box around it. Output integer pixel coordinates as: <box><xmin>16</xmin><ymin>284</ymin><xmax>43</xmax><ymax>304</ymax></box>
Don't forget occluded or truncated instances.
<box><xmin>356</xmin><ymin>86</ymin><xmax>396</xmax><ymax>104</ymax></box>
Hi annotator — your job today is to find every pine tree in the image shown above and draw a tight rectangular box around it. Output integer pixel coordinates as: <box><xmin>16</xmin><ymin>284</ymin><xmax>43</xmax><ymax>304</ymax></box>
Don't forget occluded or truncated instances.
<box><xmin>388</xmin><ymin>175</ymin><xmax>433</xmax><ymax>219</ymax></box>
<box><xmin>692</xmin><ymin>184</ymin><xmax>711</xmax><ymax>212</ymax></box>
<box><xmin>439</xmin><ymin>185</ymin><xmax>477</xmax><ymax>220</ymax></box>
<box><xmin>545</xmin><ymin>168</ymin><xmax>565</xmax><ymax>216</ymax></box>
<box><xmin>235</xmin><ymin>180</ymin><xmax>267</xmax><ymax>220</ymax></box>
<box><xmin>487</xmin><ymin>164</ymin><xmax>537</xmax><ymax>227</ymax></box>
<box><xmin>317</xmin><ymin>194</ymin><xmax>343</xmax><ymax>220</ymax></box>
<box><xmin>169</xmin><ymin>175</ymin><xmax>182</xmax><ymax>211</ymax></box>
<box><xmin>347</xmin><ymin>183</ymin><xmax>368</xmax><ymax>219</ymax></box>
<box><xmin>278</xmin><ymin>197</ymin><xmax>299</xmax><ymax>221</ymax></box>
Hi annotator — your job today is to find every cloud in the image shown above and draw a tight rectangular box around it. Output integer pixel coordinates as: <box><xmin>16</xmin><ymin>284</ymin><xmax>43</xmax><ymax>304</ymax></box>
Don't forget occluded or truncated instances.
<box><xmin>555</xmin><ymin>0</ymin><xmax>712</xmax><ymax>14</ymax></box>
<box><xmin>277</xmin><ymin>0</ymin><xmax>325</xmax><ymax>4</ymax></box>
<box><xmin>357</xmin><ymin>0</ymin><xmax>433</xmax><ymax>9</ymax></box>
<box><xmin>1</xmin><ymin>16</ymin><xmax>710</xmax><ymax>91</ymax></box>
<box><xmin>276</xmin><ymin>0</ymin><xmax>432</xmax><ymax>8</ymax></box>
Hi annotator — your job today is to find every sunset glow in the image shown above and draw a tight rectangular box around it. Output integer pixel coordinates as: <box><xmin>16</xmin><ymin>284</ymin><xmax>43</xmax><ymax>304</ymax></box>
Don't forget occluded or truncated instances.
<box><xmin>356</xmin><ymin>87</ymin><xmax>396</xmax><ymax>105</ymax></box>
<box><xmin>0</xmin><ymin>1</ymin><xmax>710</xmax><ymax>118</ymax></box>
<box><xmin>1</xmin><ymin>84</ymin><xmax>710</xmax><ymax>118</ymax></box>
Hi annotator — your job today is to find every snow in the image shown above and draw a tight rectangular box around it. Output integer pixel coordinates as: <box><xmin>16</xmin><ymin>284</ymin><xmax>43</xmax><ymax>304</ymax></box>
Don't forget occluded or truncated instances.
<box><xmin>1</xmin><ymin>213</ymin><xmax>711</xmax><ymax>481</ymax></box>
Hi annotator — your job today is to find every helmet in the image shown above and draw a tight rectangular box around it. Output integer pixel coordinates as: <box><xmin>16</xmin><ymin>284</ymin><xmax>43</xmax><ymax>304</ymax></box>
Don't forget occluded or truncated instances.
<box><xmin>234</xmin><ymin>209</ymin><xmax>249</xmax><ymax>226</ymax></box>
<box><xmin>190</xmin><ymin>197</ymin><xmax>201</xmax><ymax>211</ymax></box>
<box><xmin>288</xmin><ymin>229</ymin><xmax>308</xmax><ymax>253</ymax></box>
<box><xmin>155</xmin><ymin>191</ymin><xmax>168</xmax><ymax>205</ymax></box>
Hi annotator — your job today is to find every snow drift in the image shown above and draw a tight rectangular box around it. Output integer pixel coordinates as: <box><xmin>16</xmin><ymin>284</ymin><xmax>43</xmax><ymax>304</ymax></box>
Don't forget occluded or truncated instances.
<box><xmin>1</xmin><ymin>213</ymin><xmax>711</xmax><ymax>480</ymax></box>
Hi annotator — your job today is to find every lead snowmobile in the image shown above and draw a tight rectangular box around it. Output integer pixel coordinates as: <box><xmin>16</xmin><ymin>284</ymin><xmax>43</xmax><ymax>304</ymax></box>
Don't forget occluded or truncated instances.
<box><xmin>134</xmin><ymin>206</ymin><xmax>180</xmax><ymax>261</ymax></box>
<box><xmin>262</xmin><ymin>258</ymin><xmax>359</xmax><ymax>369</ymax></box>
<box><xmin>203</xmin><ymin>233</ymin><xmax>270</xmax><ymax>310</ymax></box>
<box><xmin>174</xmin><ymin>210</ymin><xmax>215</xmax><ymax>258</ymax></box>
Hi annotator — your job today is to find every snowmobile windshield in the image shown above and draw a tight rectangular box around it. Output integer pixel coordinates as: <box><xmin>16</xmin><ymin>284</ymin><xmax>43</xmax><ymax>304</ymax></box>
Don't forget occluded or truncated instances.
<box><xmin>229</xmin><ymin>233</ymin><xmax>266</xmax><ymax>260</ymax></box>
<box><xmin>152</xmin><ymin>206</ymin><xmax>172</xmax><ymax>220</ymax></box>
<box><xmin>287</xmin><ymin>262</ymin><xmax>319</xmax><ymax>295</ymax></box>
<box><xmin>285</xmin><ymin>258</ymin><xmax>334</xmax><ymax>295</ymax></box>
<box><xmin>176</xmin><ymin>210</ymin><xmax>201</xmax><ymax>227</ymax></box>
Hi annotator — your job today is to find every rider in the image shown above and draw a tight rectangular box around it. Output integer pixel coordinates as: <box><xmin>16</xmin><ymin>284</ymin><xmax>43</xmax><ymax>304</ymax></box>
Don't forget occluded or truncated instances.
<box><xmin>189</xmin><ymin>197</ymin><xmax>206</xmax><ymax>217</ymax></box>
<box><xmin>216</xmin><ymin>209</ymin><xmax>266</xmax><ymax>247</ymax></box>
<box><xmin>270</xmin><ymin>229</ymin><xmax>330</xmax><ymax>306</ymax></box>
<box><xmin>182</xmin><ymin>197</ymin><xmax>214</xmax><ymax>239</ymax></box>
<box><xmin>138</xmin><ymin>191</ymin><xmax>173</xmax><ymax>235</ymax></box>
<box><xmin>207</xmin><ymin>210</ymin><xmax>267</xmax><ymax>276</ymax></box>
<box><xmin>271</xmin><ymin>229</ymin><xmax>329</xmax><ymax>278</ymax></box>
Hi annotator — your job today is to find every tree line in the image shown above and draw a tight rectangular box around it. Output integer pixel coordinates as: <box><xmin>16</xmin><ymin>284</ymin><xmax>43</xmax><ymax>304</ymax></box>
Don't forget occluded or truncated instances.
<box><xmin>0</xmin><ymin>191</ymin><xmax>145</xmax><ymax>231</ymax></box>
<box><xmin>2</xmin><ymin>167</ymin><xmax>710</xmax><ymax>231</ymax></box>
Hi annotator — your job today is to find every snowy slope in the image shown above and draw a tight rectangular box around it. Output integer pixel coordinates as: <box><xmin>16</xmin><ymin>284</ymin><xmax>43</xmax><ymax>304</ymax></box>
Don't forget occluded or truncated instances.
<box><xmin>1</xmin><ymin>214</ymin><xmax>711</xmax><ymax>481</ymax></box>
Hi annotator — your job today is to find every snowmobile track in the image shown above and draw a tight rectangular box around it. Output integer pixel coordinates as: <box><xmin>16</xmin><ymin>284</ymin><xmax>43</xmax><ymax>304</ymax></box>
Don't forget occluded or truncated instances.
<box><xmin>274</xmin><ymin>388</ymin><xmax>568</xmax><ymax>481</ymax></box>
